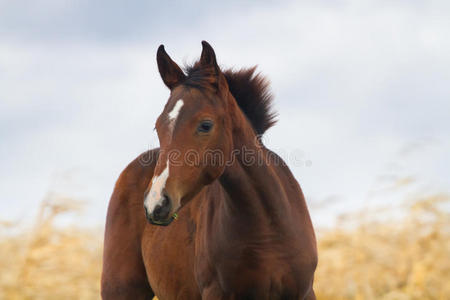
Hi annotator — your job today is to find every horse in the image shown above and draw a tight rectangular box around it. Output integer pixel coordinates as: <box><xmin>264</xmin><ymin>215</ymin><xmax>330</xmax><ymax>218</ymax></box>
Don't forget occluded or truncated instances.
<box><xmin>101</xmin><ymin>41</ymin><xmax>317</xmax><ymax>299</ymax></box>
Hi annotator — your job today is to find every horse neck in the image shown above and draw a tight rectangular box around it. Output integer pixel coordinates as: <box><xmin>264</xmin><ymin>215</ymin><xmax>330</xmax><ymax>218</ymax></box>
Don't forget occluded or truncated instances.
<box><xmin>216</xmin><ymin>100</ymin><xmax>293</xmax><ymax>233</ymax></box>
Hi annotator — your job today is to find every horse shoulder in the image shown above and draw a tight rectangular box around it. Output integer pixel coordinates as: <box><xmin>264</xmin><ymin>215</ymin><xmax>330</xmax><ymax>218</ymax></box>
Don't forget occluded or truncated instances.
<box><xmin>101</xmin><ymin>148</ymin><xmax>159</xmax><ymax>299</ymax></box>
<box><xmin>266</xmin><ymin>148</ymin><xmax>318</xmax><ymax>271</ymax></box>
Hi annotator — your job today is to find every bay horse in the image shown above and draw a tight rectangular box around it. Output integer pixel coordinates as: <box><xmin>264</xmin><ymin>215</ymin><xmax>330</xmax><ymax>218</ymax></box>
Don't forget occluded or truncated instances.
<box><xmin>101</xmin><ymin>41</ymin><xmax>317</xmax><ymax>299</ymax></box>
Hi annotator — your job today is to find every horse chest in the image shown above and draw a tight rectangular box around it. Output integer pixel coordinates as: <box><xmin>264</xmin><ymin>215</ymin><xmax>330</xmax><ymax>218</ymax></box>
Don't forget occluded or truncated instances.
<box><xmin>197</xmin><ymin>267</ymin><xmax>306</xmax><ymax>299</ymax></box>
<box><xmin>194</xmin><ymin>246</ymin><xmax>312</xmax><ymax>299</ymax></box>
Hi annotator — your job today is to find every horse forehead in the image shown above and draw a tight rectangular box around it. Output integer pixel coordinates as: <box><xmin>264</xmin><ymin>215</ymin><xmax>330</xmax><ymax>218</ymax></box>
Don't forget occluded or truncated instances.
<box><xmin>158</xmin><ymin>88</ymin><xmax>217</xmax><ymax>132</ymax></box>
<box><xmin>164</xmin><ymin>88</ymin><xmax>192</xmax><ymax>117</ymax></box>
<box><xmin>165</xmin><ymin>91</ymin><xmax>209</xmax><ymax>118</ymax></box>
<box><xmin>162</xmin><ymin>93</ymin><xmax>197</xmax><ymax>133</ymax></box>
<box><xmin>159</xmin><ymin>98</ymin><xmax>184</xmax><ymax>139</ymax></box>
<box><xmin>167</xmin><ymin>99</ymin><xmax>184</xmax><ymax>121</ymax></box>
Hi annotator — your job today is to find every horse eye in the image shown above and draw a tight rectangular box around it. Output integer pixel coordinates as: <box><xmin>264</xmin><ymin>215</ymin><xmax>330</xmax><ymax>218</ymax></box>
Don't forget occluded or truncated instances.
<box><xmin>197</xmin><ymin>120</ymin><xmax>213</xmax><ymax>133</ymax></box>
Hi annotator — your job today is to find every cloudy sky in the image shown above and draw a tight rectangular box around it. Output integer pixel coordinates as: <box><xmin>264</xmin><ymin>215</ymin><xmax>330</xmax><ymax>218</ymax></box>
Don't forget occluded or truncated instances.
<box><xmin>1</xmin><ymin>0</ymin><xmax>449</xmax><ymax>227</ymax></box>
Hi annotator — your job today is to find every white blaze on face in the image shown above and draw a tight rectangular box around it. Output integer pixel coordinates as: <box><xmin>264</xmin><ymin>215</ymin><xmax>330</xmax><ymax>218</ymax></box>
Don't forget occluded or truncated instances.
<box><xmin>144</xmin><ymin>160</ymin><xmax>170</xmax><ymax>214</ymax></box>
<box><xmin>144</xmin><ymin>100</ymin><xmax>184</xmax><ymax>215</ymax></box>
<box><xmin>167</xmin><ymin>99</ymin><xmax>184</xmax><ymax>132</ymax></box>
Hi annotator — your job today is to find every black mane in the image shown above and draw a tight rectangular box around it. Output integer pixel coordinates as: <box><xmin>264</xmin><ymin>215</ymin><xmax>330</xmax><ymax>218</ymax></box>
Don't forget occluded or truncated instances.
<box><xmin>184</xmin><ymin>65</ymin><xmax>277</xmax><ymax>135</ymax></box>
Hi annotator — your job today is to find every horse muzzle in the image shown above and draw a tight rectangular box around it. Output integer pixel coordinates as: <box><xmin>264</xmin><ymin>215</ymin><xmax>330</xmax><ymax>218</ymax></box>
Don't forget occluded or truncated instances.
<box><xmin>144</xmin><ymin>194</ymin><xmax>176</xmax><ymax>226</ymax></box>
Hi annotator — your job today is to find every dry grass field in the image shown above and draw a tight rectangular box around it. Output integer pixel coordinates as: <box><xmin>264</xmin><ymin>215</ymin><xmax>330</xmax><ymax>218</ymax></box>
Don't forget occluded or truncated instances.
<box><xmin>314</xmin><ymin>194</ymin><xmax>450</xmax><ymax>300</ymax></box>
<box><xmin>1</xmin><ymin>194</ymin><xmax>448</xmax><ymax>300</ymax></box>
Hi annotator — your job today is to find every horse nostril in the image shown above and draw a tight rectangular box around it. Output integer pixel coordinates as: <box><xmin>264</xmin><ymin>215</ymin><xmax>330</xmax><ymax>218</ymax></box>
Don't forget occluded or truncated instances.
<box><xmin>152</xmin><ymin>196</ymin><xmax>172</xmax><ymax>221</ymax></box>
<box><xmin>153</xmin><ymin>205</ymin><xmax>162</xmax><ymax>218</ymax></box>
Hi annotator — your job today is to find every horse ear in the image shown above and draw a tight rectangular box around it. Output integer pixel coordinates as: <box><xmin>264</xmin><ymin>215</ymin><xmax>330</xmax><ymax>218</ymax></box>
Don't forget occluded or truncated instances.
<box><xmin>200</xmin><ymin>41</ymin><xmax>229</xmax><ymax>93</ymax></box>
<box><xmin>157</xmin><ymin>45</ymin><xmax>186</xmax><ymax>90</ymax></box>
<box><xmin>200</xmin><ymin>41</ymin><xmax>219</xmax><ymax>70</ymax></box>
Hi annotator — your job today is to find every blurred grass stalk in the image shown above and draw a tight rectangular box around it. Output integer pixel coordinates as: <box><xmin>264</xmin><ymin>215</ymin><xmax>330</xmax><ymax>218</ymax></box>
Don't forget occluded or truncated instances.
<box><xmin>0</xmin><ymin>195</ymin><xmax>102</xmax><ymax>300</ymax></box>
<box><xmin>0</xmin><ymin>193</ymin><xmax>448</xmax><ymax>299</ymax></box>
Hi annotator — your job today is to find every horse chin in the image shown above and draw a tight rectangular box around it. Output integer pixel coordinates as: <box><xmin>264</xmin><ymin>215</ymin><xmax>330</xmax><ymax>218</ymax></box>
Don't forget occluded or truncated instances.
<box><xmin>147</xmin><ymin>215</ymin><xmax>176</xmax><ymax>226</ymax></box>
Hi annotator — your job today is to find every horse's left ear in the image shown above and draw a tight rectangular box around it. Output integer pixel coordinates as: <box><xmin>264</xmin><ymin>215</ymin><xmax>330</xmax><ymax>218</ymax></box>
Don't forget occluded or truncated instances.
<box><xmin>200</xmin><ymin>41</ymin><xmax>228</xmax><ymax>93</ymax></box>
<box><xmin>200</xmin><ymin>41</ymin><xmax>219</xmax><ymax>71</ymax></box>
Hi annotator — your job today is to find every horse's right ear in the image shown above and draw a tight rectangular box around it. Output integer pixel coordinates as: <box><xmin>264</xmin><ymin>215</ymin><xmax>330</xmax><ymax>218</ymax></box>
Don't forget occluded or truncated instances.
<box><xmin>157</xmin><ymin>45</ymin><xmax>186</xmax><ymax>90</ymax></box>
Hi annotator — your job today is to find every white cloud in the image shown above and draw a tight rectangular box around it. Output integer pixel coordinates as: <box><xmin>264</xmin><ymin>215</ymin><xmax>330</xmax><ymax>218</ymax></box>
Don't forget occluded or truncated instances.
<box><xmin>1</xmin><ymin>0</ymin><xmax>449</xmax><ymax>226</ymax></box>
